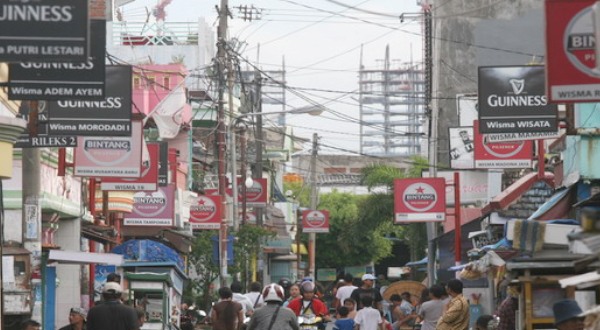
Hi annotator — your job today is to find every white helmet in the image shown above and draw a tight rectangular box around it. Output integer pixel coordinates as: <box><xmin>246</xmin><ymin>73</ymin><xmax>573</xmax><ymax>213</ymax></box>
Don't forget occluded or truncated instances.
<box><xmin>262</xmin><ymin>283</ymin><xmax>285</xmax><ymax>302</ymax></box>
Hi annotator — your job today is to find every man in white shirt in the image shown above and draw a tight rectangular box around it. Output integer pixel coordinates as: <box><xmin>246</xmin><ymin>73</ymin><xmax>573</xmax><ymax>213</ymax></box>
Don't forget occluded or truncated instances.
<box><xmin>244</xmin><ymin>281</ymin><xmax>264</xmax><ymax>309</ymax></box>
<box><xmin>231</xmin><ymin>281</ymin><xmax>254</xmax><ymax>316</ymax></box>
<box><xmin>335</xmin><ymin>273</ymin><xmax>358</xmax><ymax>308</ymax></box>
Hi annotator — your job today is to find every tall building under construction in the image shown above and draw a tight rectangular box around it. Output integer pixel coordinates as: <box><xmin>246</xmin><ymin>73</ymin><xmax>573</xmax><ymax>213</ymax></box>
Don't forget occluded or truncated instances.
<box><xmin>359</xmin><ymin>45</ymin><xmax>425</xmax><ymax>156</ymax></box>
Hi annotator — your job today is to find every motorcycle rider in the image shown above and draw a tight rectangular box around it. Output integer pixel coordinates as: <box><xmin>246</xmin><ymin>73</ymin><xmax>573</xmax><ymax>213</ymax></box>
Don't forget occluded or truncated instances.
<box><xmin>287</xmin><ymin>280</ymin><xmax>331</xmax><ymax>329</ymax></box>
<box><xmin>247</xmin><ymin>283</ymin><xmax>299</xmax><ymax>330</ymax></box>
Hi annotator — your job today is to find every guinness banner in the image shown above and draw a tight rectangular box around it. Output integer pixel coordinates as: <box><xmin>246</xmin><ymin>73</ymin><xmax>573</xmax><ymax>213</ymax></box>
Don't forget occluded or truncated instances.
<box><xmin>0</xmin><ymin>0</ymin><xmax>89</xmax><ymax>62</ymax></box>
<box><xmin>9</xmin><ymin>20</ymin><xmax>106</xmax><ymax>100</ymax></box>
<box><xmin>478</xmin><ymin>65</ymin><xmax>557</xmax><ymax>134</ymax></box>
<box><xmin>47</xmin><ymin>65</ymin><xmax>132</xmax><ymax>136</ymax></box>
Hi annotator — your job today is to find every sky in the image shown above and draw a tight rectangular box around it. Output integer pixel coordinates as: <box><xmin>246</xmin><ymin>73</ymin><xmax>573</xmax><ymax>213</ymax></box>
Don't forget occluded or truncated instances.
<box><xmin>119</xmin><ymin>0</ymin><xmax>424</xmax><ymax>155</ymax></box>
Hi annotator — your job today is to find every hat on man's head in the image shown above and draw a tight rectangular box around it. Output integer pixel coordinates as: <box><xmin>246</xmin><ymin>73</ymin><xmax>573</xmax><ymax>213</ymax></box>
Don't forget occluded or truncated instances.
<box><xmin>301</xmin><ymin>280</ymin><xmax>315</xmax><ymax>293</ymax></box>
<box><xmin>70</xmin><ymin>307</ymin><xmax>87</xmax><ymax>321</ymax></box>
<box><xmin>361</xmin><ymin>274</ymin><xmax>376</xmax><ymax>281</ymax></box>
<box><xmin>553</xmin><ymin>300</ymin><xmax>583</xmax><ymax>325</ymax></box>
<box><xmin>103</xmin><ymin>281</ymin><xmax>123</xmax><ymax>294</ymax></box>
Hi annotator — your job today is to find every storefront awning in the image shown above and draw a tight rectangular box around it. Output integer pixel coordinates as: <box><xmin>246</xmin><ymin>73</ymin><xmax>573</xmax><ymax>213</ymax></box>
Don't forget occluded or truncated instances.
<box><xmin>559</xmin><ymin>271</ymin><xmax>600</xmax><ymax>289</ymax></box>
<box><xmin>48</xmin><ymin>250</ymin><xmax>123</xmax><ymax>265</ymax></box>
<box><xmin>291</xmin><ymin>243</ymin><xmax>308</xmax><ymax>255</ymax></box>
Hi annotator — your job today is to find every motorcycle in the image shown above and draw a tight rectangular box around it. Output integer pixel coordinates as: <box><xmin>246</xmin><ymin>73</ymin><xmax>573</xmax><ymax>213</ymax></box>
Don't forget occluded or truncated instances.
<box><xmin>297</xmin><ymin>314</ymin><xmax>325</xmax><ymax>330</ymax></box>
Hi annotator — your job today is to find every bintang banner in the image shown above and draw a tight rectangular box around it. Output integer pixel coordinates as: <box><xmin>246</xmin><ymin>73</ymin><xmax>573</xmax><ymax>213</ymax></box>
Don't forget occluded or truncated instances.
<box><xmin>545</xmin><ymin>0</ymin><xmax>600</xmax><ymax>102</ymax></box>
<box><xmin>394</xmin><ymin>178</ymin><xmax>446</xmax><ymax>223</ymax></box>
<box><xmin>478</xmin><ymin>65</ymin><xmax>558</xmax><ymax>134</ymax></box>
<box><xmin>189</xmin><ymin>195</ymin><xmax>222</xmax><ymax>230</ymax></box>
<box><xmin>473</xmin><ymin>120</ymin><xmax>533</xmax><ymax>169</ymax></box>
<box><xmin>8</xmin><ymin>19</ymin><xmax>106</xmax><ymax>100</ymax></box>
<box><xmin>302</xmin><ymin>210</ymin><xmax>330</xmax><ymax>233</ymax></box>
<box><xmin>0</xmin><ymin>0</ymin><xmax>89</xmax><ymax>62</ymax></box>
<box><xmin>73</xmin><ymin>120</ymin><xmax>143</xmax><ymax>177</ymax></box>
<box><xmin>47</xmin><ymin>65</ymin><xmax>132</xmax><ymax>136</ymax></box>
<box><xmin>123</xmin><ymin>184</ymin><xmax>175</xmax><ymax>227</ymax></box>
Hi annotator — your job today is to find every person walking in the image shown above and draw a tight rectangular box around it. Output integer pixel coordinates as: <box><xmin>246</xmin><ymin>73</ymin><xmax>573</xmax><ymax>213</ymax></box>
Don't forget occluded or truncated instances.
<box><xmin>245</xmin><ymin>281</ymin><xmax>265</xmax><ymax>309</ymax></box>
<box><xmin>552</xmin><ymin>300</ymin><xmax>585</xmax><ymax>330</ymax></box>
<box><xmin>495</xmin><ymin>284</ymin><xmax>519</xmax><ymax>330</ymax></box>
<box><xmin>246</xmin><ymin>283</ymin><xmax>299</xmax><ymax>330</ymax></box>
<box><xmin>435</xmin><ymin>279</ymin><xmax>469</xmax><ymax>330</ymax></box>
<box><xmin>211</xmin><ymin>287</ymin><xmax>244</xmax><ymax>330</ymax></box>
<box><xmin>87</xmin><ymin>282</ymin><xmax>139</xmax><ymax>330</ymax></box>
<box><xmin>59</xmin><ymin>307</ymin><xmax>87</xmax><ymax>330</ymax></box>
<box><xmin>350</xmin><ymin>274</ymin><xmax>383</xmax><ymax>310</ymax></box>
<box><xmin>231</xmin><ymin>281</ymin><xmax>255</xmax><ymax>317</ymax></box>
<box><xmin>335</xmin><ymin>273</ymin><xmax>358</xmax><ymax>308</ymax></box>
<box><xmin>283</xmin><ymin>283</ymin><xmax>301</xmax><ymax>307</ymax></box>
<box><xmin>417</xmin><ymin>285</ymin><xmax>445</xmax><ymax>330</ymax></box>
<box><xmin>354</xmin><ymin>295</ymin><xmax>384</xmax><ymax>330</ymax></box>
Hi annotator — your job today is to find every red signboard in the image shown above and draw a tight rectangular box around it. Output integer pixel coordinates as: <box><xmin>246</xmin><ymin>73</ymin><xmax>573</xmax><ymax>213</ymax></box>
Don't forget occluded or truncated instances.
<box><xmin>123</xmin><ymin>184</ymin><xmax>175</xmax><ymax>227</ymax></box>
<box><xmin>473</xmin><ymin>120</ymin><xmax>533</xmax><ymax>169</ymax></box>
<box><xmin>302</xmin><ymin>210</ymin><xmax>330</xmax><ymax>233</ymax></box>
<box><xmin>189</xmin><ymin>195</ymin><xmax>222</xmax><ymax>230</ymax></box>
<box><xmin>101</xmin><ymin>143</ymin><xmax>159</xmax><ymax>191</ymax></box>
<box><xmin>394</xmin><ymin>178</ymin><xmax>446</xmax><ymax>223</ymax></box>
<box><xmin>545</xmin><ymin>0</ymin><xmax>600</xmax><ymax>102</ymax></box>
<box><xmin>243</xmin><ymin>178</ymin><xmax>268</xmax><ymax>207</ymax></box>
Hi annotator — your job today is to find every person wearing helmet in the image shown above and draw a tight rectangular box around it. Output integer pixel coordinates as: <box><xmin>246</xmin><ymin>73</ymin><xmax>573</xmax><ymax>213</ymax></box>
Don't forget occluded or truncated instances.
<box><xmin>246</xmin><ymin>283</ymin><xmax>299</xmax><ymax>330</ymax></box>
<box><xmin>278</xmin><ymin>278</ymin><xmax>293</xmax><ymax>299</ymax></box>
<box><xmin>287</xmin><ymin>281</ymin><xmax>331</xmax><ymax>326</ymax></box>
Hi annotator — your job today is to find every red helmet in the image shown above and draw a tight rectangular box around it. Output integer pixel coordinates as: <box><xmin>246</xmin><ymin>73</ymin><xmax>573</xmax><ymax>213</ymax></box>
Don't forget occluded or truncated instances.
<box><xmin>262</xmin><ymin>283</ymin><xmax>285</xmax><ymax>302</ymax></box>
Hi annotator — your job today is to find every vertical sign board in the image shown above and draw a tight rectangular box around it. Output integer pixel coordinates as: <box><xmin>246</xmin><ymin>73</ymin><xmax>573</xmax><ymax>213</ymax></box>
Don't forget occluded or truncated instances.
<box><xmin>189</xmin><ymin>195</ymin><xmax>222</xmax><ymax>230</ymax></box>
<box><xmin>473</xmin><ymin>120</ymin><xmax>533</xmax><ymax>169</ymax></box>
<box><xmin>158</xmin><ymin>142</ymin><xmax>169</xmax><ymax>186</ymax></box>
<box><xmin>123</xmin><ymin>184</ymin><xmax>175</xmax><ymax>226</ymax></box>
<box><xmin>302</xmin><ymin>210</ymin><xmax>330</xmax><ymax>233</ymax></box>
<box><xmin>8</xmin><ymin>20</ymin><xmax>106</xmax><ymax>100</ymax></box>
<box><xmin>394</xmin><ymin>178</ymin><xmax>446</xmax><ymax>223</ymax></box>
<box><xmin>545</xmin><ymin>0</ymin><xmax>600</xmax><ymax>102</ymax></box>
<box><xmin>0</xmin><ymin>0</ymin><xmax>89</xmax><ymax>62</ymax></box>
<box><xmin>47</xmin><ymin>65</ymin><xmax>132</xmax><ymax>136</ymax></box>
<box><xmin>73</xmin><ymin>120</ymin><xmax>143</xmax><ymax>177</ymax></box>
<box><xmin>101</xmin><ymin>143</ymin><xmax>159</xmax><ymax>191</ymax></box>
<box><xmin>478</xmin><ymin>66</ymin><xmax>558</xmax><ymax>133</ymax></box>
<box><xmin>449</xmin><ymin>127</ymin><xmax>475</xmax><ymax>169</ymax></box>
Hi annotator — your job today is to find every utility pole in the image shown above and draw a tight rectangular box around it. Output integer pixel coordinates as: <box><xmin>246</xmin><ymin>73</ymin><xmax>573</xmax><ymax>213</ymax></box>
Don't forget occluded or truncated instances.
<box><xmin>253</xmin><ymin>68</ymin><xmax>264</xmax><ymax>282</ymax></box>
<box><xmin>217</xmin><ymin>0</ymin><xmax>229</xmax><ymax>287</ymax></box>
<box><xmin>308</xmin><ymin>133</ymin><xmax>318</xmax><ymax>278</ymax></box>
<box><xmin>423</xmin><ymin>2</ymin><xmax>438</xmax><ymax>287</ymax></box>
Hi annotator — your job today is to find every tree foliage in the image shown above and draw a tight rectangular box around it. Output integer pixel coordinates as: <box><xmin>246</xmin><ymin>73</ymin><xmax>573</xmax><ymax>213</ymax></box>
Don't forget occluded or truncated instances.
<box><xmin>230</xmin><ymin>225</ymin><xmax>275</xmax><ymax>290</ymax></box>
<box><xmin>185</xmin><ymin>231</ymin><xmax>220</xmax><ymax>310</ymax></box>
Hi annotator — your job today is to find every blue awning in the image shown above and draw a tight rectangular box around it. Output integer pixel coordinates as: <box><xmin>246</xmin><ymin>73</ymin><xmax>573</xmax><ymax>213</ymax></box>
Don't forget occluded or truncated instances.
<box><xmin>405</xmin><ymin>257</ymin><xmax>428</xmax><ymax>267</ymax></box>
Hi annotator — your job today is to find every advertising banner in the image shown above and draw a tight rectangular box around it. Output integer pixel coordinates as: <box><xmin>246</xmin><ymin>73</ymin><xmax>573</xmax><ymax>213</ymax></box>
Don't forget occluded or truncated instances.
<box><xmin>101</xmin><ymin>143</ymin><xmax>159</xmax><ymax>191</ymax></box>
<box><xmin>449</xmin><ymin>127</ymin><xmax>475</xmax><ymax>169</ymax></box>
<box><xmin>394</xmin><ymin>178</ymin><xmax>446</xmax><ymax>223</ymax></box>
<box><xmin>123</xmin><ymin>184</ymin><xmax>175</xmax><ymax>226</ymax></box>
<box><xmin>15</xmin><ymin>103</ymin><xmax>77</xmax><ymax>148</ymax></box>
<box><xmin>0</xmin><ymin>0</ymin><xmax>89</xmax><ymax>62</ymax></box>
<box><xmin>47</xmin><ymin>65</ymin><xmax>132</xmax><ymax>136</ymax></box>
<box><xmin>302</xmin><ymin>210</ymin><xmax>330</xmax><ymax>233</ymax></box>
<box><xmin>478</xmin><ymin>66</ymin><xmax>557</xmax><ymax>133</ymax></box>
<box><xmin>545</xmin><ymin>0</ymin><xmax>600</xmax><ymax>102</ymax></box>
<box><xmin>74</xmin><ymin>120</ymin><xmax>142</xmax><ymax>177</ymax></box>
<box><xmin>189</xmin><ymin>195</ymin><xmax>222</xmax><ymax>230</ymax></box>
<box><xmin>423</xmin><ymin>170</ymin><xmax>495</xmax><ymax>206</ymax></box>
<box><xmin>242</xmin><ymin>178</ymin><xmax>268</xmax><ymax>207</ymax></box>
<box><xmin>9</xmin><ymin>20</ymin><xmax>105</xmax><ymax>100</ymax></box>
<box><xmin>473</xmin><ymin>120</ymin><xmax>533</xmax><ymax>169</ymax></box>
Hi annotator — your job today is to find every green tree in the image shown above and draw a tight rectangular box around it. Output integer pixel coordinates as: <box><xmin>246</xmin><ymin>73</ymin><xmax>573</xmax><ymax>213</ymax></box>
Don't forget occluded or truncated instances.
<box><xmin>230</xmin><ymin>225</ymin><xmax>275</xmax><ymax>290</ymax></box>
<box><xmin>185</xmin><ymin>231</ymin><xmax>219</xmax><ymax>310</ymax></box>
<box><xmin>358</xmin><ymin>156</ymin><xmax>429</xmax><ymax>262</ymax></box>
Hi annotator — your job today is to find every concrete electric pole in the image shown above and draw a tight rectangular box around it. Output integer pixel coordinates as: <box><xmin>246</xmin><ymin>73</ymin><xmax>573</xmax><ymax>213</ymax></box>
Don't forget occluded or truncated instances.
<box><xmin>308</xmin><ymin>133</ymin><xmax>318</xmax><ymax>278</ymax></box>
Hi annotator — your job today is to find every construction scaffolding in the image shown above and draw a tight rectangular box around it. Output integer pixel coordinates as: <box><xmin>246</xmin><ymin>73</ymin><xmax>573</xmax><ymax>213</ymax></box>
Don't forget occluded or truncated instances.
<box><xmin>359</xmin><ymin>45</ymin><xmax>425</xmax><ymax>156</ymax></box>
